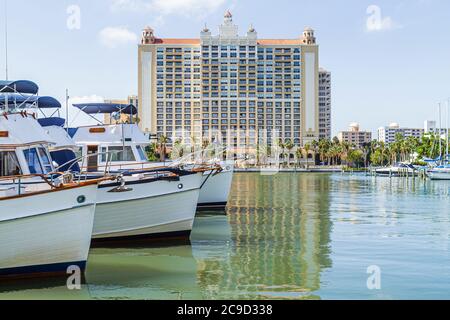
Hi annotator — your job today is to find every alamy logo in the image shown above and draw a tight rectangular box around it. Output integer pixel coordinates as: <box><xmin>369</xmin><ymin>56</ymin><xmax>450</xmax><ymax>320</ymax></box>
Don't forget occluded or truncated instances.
<box><xmin>366</xmin><ymin>5</ymin><xmax>396</xmax><ymax>32</ymax></box>
<box><xmin>66</xmin><ymin>265</ymin><xmax>82</xmax><ymax>290</ymax></box>
<box><xmin>366</xmin><ymin>265</ymin><xmax>381</xmax><ymax>290</ymax></box>
<box><xmin>66</xmin><ymin>5</ymin><xmax>81</xmax><ymax>30</ymax></box>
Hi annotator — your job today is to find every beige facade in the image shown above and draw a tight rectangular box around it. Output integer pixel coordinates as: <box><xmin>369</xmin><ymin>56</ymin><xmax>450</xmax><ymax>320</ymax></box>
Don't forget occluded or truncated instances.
<box><xmin>338</xmin><ymin>123</ymin><xmax>372</xmax><ymax>148</ymax></box>
<box><xmin>104</xmin><ymin>95</ymin><xmax>138</xmax><ymax>124</ymax></box>
<box><xmin>138</xmin><ymin>12</ymin><xmax>321</xmax><ymax>149</ymax></box>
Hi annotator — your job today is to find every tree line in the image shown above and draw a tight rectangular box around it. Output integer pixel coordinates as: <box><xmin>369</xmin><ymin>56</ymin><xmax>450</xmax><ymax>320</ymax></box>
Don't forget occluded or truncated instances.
<box><xmin>146</xmin><ymin>132</ymin><xmax>448</xmax><ymax>168</ymax></box>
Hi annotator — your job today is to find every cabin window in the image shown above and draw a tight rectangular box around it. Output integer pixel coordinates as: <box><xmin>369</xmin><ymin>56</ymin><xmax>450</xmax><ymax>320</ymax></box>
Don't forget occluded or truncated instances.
<box><xmin>108</xmin><ymin>146</ymin><xmax>136</xmax><ymax>162</ymax></box>
<box><xmin>74</xmin><ymin>147</ymin><xmax>82</xmax><ymax>160</ymax></box>
<box><xmin>136</xmin><ymin>145</ymin><xmax>148</xmax><ymax>161</ymax></box>
<box><xmin>0</xmin><ymin>151</ymin><xmax>21</xmax><ymax>177</ymax></box>
<box><xmin>23</xmin><ymin>148</ymin><xmax>44</xmax><ymax>174</ymax></box>
<box><xmin>100</xmin><ymin>147</ymin><xmax>108</xmax><ymax>162</ymax></box>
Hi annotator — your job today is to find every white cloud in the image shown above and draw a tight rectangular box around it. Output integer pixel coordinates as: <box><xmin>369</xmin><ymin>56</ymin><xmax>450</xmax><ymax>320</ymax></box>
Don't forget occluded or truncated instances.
<box><xmin>366</xmin><ymin>5</ymin><xmax>402</xmax><ymax>32</ymax></box>
<box><xmin>110</xmin><ymin>0</ymin><xmax>227</xmax><ymax>19</ymax></box>
<box><xmin>98</xmin><ymin>26</ymin><xmax>138</xmax><ymax>48</ymax></box>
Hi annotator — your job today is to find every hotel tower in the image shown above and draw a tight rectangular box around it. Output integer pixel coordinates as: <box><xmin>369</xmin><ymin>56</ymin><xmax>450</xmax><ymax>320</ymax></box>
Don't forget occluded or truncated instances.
<box><xmin>138</xmin><ymin>11</ymin><xmax>324</xmax><ymax>150</ymax></box>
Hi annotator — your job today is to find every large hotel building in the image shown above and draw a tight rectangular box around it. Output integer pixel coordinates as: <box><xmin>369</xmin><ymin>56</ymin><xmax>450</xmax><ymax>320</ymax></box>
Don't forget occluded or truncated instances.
<box><xmin>138</xmin><ymin>11</ymin><xmax>330</xmax><ymax>150</ymax></box>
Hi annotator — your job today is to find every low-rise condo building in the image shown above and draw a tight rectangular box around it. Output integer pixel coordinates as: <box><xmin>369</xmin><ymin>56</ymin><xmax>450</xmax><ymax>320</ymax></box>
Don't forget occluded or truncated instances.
<box><xmin>338</xmin><ymin>123</ymin><xmax>372</xmax><ymax>148</ymax></box>
<box><xmin>378</xmin><ymin>123</ymin><xmax>424</xmax><ymax>144</ymax></box>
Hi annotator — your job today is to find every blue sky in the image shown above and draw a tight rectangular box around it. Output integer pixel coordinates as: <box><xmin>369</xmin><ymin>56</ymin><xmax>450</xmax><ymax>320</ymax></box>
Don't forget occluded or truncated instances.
<box><xmin>1</xmin><ymin>0</ymin><xmax>449</xmax><ymax>135</ymax></box>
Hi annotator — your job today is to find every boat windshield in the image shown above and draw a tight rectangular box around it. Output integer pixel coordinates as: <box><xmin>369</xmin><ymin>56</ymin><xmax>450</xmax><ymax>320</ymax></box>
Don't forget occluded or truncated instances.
<box><xmin>136</xmin><ymin>145</ymin><xmax>148</xmax><ymax>161</ymax></box>
<box><xmin>23</xmin><ymin>147</ymin><xmax>53</xmax><ymax>174</ymax></box>
<box><xmin>38</xmin><ymin>147</ymin><xmax>54</xmax><ymax>173</ymax></box>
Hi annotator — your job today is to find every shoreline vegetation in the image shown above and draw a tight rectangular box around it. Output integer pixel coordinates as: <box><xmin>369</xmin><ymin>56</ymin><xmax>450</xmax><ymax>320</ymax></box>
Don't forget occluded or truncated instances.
<box><xmin>146</xmin><ymin>132</ymin><xmax>446</xmax><ymax>169</ymax></box>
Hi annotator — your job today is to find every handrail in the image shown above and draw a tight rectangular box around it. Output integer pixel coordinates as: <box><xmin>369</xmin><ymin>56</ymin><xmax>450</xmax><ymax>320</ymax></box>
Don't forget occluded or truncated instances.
<box><xmin>0</xmin><ymin>173</ymin><xmax>116</xmax><ymax>201</ymax></box>
<box><xmin>0</xmin><ymin>173</ymin><xmax>55</xmax><ymax>188</ymax></box>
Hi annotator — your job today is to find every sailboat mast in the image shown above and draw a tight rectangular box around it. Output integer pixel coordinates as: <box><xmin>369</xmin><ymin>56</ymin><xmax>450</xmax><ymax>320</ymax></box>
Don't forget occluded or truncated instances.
<box><xmin>65</xmin><ymin>89</ymin><xmax>69</xmax><ymax>131</ymax></box>
<box><xmin>439</xmin><ymin>102</ymin><xmax>442</xmax><ymax>163</ymax></box>
<box><xmin>447</xmin><ymin>98</ymin><xmax>450</xmax><ymax>163</ymax></box>
<box><xmin>4</xmin><ymin>0</ymin><xmax>8</xmax><ymax>80</ymax></box>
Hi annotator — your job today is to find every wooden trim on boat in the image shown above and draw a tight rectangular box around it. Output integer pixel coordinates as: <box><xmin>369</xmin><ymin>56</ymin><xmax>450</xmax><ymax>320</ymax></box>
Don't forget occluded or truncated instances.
<box><xmin>89</xmin><ymin>127</ymin><xmax>106</xmax><ymax>133</ymax></box>
<box><xmin>79</xmin><ymin>162</ymin><xmax>222</xmax><ymax>174</ymax></box>
<box><xmin>0</xmin><ymin>175</ymin><xmax>115</xmax><ymax>201</ymax></box>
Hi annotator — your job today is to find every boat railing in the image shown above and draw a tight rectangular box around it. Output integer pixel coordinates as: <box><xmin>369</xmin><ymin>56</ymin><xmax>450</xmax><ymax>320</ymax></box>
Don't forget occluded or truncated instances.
<box><xmin>73</xmin><ymin>147</ymin><xmax>228</xmax><ymax>173</ymax></box>
<box><xmin>0</xmin><ymin>83</ymin><xmax>40</xmax><ymax>113</ymax></box>
<box><xmin>170</xmin><ymin>146</ymin><xmax>229</xmax><ymax>169</ymax></box>
<box><xmin>0</xmin><ymin>173</ymin><xmax>113</xmax><ymax>199</ymax></box>
<box><xmin>53</xmin><ymin>150</ymin><xmax>123</xmax><ymax>179</ymax></box>
<box><xmin>53</xmin><ymin>150</ymin><xmax>180</xmax><ymax>182</ymax></box>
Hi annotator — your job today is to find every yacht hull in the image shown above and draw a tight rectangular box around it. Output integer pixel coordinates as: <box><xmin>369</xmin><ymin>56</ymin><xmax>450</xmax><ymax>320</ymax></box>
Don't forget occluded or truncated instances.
<box><xmin>92</xmin><ymin>173</ymin><xmax>202</xmax><ymax>241</ymax></box>
<box><xmin>197</xmin><ymin>163</ymin><xmax>234</xmax><ymax>210</ymax></box>
<box><xmin>375</xmin><ymin>168</ymin><xmax>416</xmax><ymax>177</ymax></box>
<box><xmin>0</xmin><ymin>185</ymin><xmax>97</xmax><ymax>279</ymax></box>
<box><xmin>428</xmin><ymin>170</ymin><xmax>450</xmax><ymax>180</ymax></box>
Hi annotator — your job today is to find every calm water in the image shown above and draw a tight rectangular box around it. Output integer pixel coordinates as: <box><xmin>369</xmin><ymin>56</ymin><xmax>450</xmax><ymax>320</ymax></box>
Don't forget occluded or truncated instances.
<box><xmin>1</xmin><ymin>173</ymin><xmax>449</xmax><ymax>300</ymax></box>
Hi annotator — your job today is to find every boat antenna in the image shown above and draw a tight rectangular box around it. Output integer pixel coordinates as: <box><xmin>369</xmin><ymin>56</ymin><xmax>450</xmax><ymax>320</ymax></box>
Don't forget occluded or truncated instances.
<box><xmin>65</xmin><ymin>89</ymin><xmax>69</xmax><ymax>131</ymax></box>
<box><xmin>4</xmin><ymin>0</ymin><xmax>9</xmax><ymax>80</ymax></box>
<box><xmin>439</xmin><ymin>102</ymin><xmax>442</xmax><ymax>164</ymax></box>
<box><xmin>447</xmin><ymin>98</ymin><xmax>450</xmax><ymax>163</ymax></box>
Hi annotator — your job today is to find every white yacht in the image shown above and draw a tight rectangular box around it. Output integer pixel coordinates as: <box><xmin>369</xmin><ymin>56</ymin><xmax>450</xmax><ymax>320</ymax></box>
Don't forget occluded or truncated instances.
<box><xmin>375</xmin><ymin>163</ymin><xmax>417</xmax><ymax>177</ymax></box>
<box><xmin>38</xmin><ymin>106</ymin><xmax>206</xmax><ymax>242</ymax></box>
<box><xmin>70</xmin><ymin>103</ymin><xmax>234</xmax><ymax>210</ymax></box>
<box><xmin>428</xmin><ymin>165</ymin><xmax>450</xmax><ymax>180</ymax></box>
<box><xmin>0</xmin><ymin>82</ymin><xmax>104</xmax><ymax>278</ymax></box>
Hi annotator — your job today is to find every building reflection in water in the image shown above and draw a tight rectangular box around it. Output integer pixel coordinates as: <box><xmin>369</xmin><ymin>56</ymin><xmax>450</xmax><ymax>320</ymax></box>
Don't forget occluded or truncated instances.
<box><xmin>192</xmin><ymin>173</ymin><xmax>333</xmax><ymax>299</ymax></box>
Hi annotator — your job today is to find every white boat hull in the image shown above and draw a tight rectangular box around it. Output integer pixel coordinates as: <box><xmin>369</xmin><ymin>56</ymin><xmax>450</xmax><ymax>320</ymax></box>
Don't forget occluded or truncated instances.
<box><xmin>92</xmin><ymin>172</ymin><xmax>203</xmax><ymax>241</ymax></box>
<box><xmin>375</xmin><ymin>167</ymin><xmax>416</xmax><ymax>176</ymax></box>
<box><xmin>198</xmin><ymin>164</ymin><xmax>234</xmax><ymax>209</ymax></box>
<box><xmin>0</xmin><ymin>185</ymin><xmax>97</xmax><ymax>278</ymax></box>
<box><xmin>428</xmin><ymin>170</ymin><xmax>450</xmax><ymax>180</ymax></box>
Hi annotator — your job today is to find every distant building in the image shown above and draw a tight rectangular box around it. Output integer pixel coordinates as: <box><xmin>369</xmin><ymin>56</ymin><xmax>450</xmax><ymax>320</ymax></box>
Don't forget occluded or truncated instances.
<box><xmin>104</xmin><ymin>95</ymin><xmax>138</xmax><ymax>124</ymax></box>
<box><xmin>424</xmin><ymin>120</ymin><xmax>448</xmax><ymax>136</ymax></box>
<box><xmin>377</xmin><ymin>123</ymin><xmax>424</xmax><ymax>144</ymax></box>
<box><xmin>318</xmin><ymin>68</ymin><xmax>331</xmax><ymax>140</ymax></box>
<box><xmin>138</xmin><ymin>11</ymin><xmax>321</xmax><ymax>149</ymax></box>
<box><xmin>338</xmin><ymin>123</ymin><xmax>372</xmax><ymax>148</ymax></box>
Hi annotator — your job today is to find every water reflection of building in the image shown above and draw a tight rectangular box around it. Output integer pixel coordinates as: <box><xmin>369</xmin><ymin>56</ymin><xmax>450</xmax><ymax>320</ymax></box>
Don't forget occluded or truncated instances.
<box><xmin>194</xmin><ymin>173</ymin><xmax>332</xmax><ymax>299</ymax></box>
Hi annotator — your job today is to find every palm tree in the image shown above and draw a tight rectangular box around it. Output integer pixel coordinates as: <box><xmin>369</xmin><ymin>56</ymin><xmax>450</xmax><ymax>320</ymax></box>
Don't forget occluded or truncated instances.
<box><xmin>295</xmin><ymin>147</ymin><xmax>303</xmax><ymax>167</ymax></box>
<box><xmin>362</xmin><ymin>142</ymin><xmax>371</xmax><ymax>168</ymax></box>
<box><xmin>266</xmin><ymin>145</ymin><xmax>272</xmax><ymax>166</ymax></box>
<box><xmin>277</xmin><ymin>138</ymin><xmax>286</xmax><ymax>166</ymax></box>
<box><xmin>158</xmin><ymin>135</ymin><xmax>170</xmax><ymax>162</ymax></box>
<box><xmin>172</xmin><ymin>139</ymin><xmax>185</xmax><ymax>160</ymax></box>
<box><xmin>285</xmin><ymin>139</ymin><xmax>294</xmax><ymax>167</ymax></box>
<box><xmin>146</xmin><ymin>142</ymin><xmax>159</xmax><ymax>161</ymax></box>
<box><xmin>318</xmin><ymin>139</ymin><xmax>331</xmax><ymax>165</ymax></box>
<box><xmin>303</xmin><ymin>143</ymin><xmax>311</xmax><ymax>169</ymax></box>
<box><xmin>311</xmin><ymin>140</ymin><xmax>319</xmax><ymax>165</ymax></box>
<box><xmin>201</xmin><ymin>138</ymin><xmax>210</xmax><ymax>162</ymax></box>
<box><xmin>340</xmin><ymin>141</ymin><xmax>351</xmax><ymax>166</ymax></box>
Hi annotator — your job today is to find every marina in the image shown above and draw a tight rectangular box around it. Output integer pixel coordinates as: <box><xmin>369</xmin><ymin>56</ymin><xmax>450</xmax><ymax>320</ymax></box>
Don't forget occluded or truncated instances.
<box><xmin>0</xmin><ymin>173</ymin><xmax>449</xmax><ymax>299</ymax></box>
<box><xmin>0</xmin><ymin>0</ymin><xmax>449</xmax><ymax>305</ymax></box>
